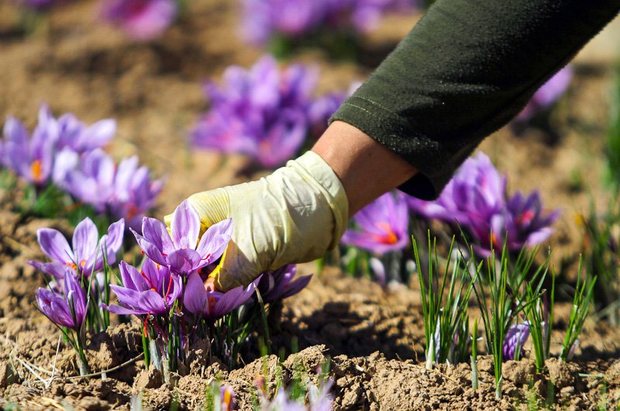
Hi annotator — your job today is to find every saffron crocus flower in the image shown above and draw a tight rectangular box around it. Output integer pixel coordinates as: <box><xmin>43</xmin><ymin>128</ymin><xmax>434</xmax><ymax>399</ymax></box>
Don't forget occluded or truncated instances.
<box><xmin>256</xmin><ymin>265</ymin><xmax>312</xmax><ymax>303</ymax></box>
<box><xmin>132</xmin><ymin>201</ymin><xmax>232</xmax><ymax>275</ymax></box>
<box><xmin>503</xmin><ymin>322</ymin><xmax>530</xmax><ymax>360</ymax></box>
<box><xmin>106</xmin><ymin>260</ymin><xmax>182</xmax><ymax>316</ymax></box>
<box><xmin>241</xmin><ymin>0</ymin><xmax>417</xmax><ymax>46</ymax></box>
<box><xmin>241</xmin><ymin>0</ymin><xmax>326</xmax><ymax>45</ymax></box>
<box><xmin>191</xmin><ymin>56</ymin><xmax>317</xmax><ymax>168</ymax></box>
<box><xmin>183</xmin><ymin>271</ymin><xmax>255</xmax><ymax>319</ymax></box>
<box><xmin>57</xmin><ymin>149</ymin><xmax>116</xmax><ymax>211</ymax></box>
<box><xmin>108</xmin><ymin>155</ymin><xmax>164</xmax><ymax>229</ymax></box>
<box><xmin>33</xmin><ymin>217</ymin><xmax>125</xmax><ymax>278</ymax></box>
<box><xmin>341</xmin><ymin>191</ymin><xmax>410</xmax><ymax>255</ymax></box>
<box><xmin>100</xmin><ymin>0</ymin><xmax>177</xmax><ymax>41</ymax></box>
<box><xmin>408</xmin><ymin>152</ymin><xmax>506</xmax><ymax>226</ymax></box>
<box><xmin>515</xmin><ymin>66</ymin><xmax>572</xmax><ymax>122</ymax></box>
<box><xmin>36</xmin><ymin>271</ymin><xmax>87</xmax><ymax>330</ymax></box>
<box><xmin>57</xmin><ymin>150</ymin><xmax>163</xmax><ymax>229</ymax></box>
<box><xmin>1</xmin><ymin>106</ymin><xmax>59</xmax><ymax>186</ymax></box>
<box><xmin>56</xmin><ymin>112</ymin><xmax>116</xmax><ymax>153</ymax></box>
<box><xmin>408</xmin><ymin>152</ymin><xmax>559</xmax><ymax>256</ymax></box>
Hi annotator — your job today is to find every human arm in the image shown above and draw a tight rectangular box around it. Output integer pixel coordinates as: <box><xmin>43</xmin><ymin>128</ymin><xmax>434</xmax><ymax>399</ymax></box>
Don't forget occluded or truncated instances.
<box><xmin>331</xmin><ymin>0</ymin><xmax>619</xmax><ymax>199</ymax></box>
<box><xmin>181</xmin><ymin>0</ymin><xmax>618</xmax><ymax>290</ymax></box>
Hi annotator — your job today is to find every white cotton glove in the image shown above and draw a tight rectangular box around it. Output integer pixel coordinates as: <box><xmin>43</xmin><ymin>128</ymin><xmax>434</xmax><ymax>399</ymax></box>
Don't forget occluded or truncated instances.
<box><xmin>172</xmin><ymin>151</ymin><xmax>349</xmax><ymax>291</ymax></box>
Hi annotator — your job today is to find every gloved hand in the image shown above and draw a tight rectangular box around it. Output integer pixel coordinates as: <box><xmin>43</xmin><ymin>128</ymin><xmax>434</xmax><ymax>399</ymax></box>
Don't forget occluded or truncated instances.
<box><xmin>169</xmin><ymin>151</ymin><xmax>349</xmax><ymax>291</ymax></box>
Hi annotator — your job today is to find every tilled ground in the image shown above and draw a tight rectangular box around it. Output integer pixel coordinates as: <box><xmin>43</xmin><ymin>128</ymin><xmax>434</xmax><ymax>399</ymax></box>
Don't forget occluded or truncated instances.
<box><xmin>0</xmin><ymin>1</ymin><xmax>619</xmax><ymax>409</ymax></box>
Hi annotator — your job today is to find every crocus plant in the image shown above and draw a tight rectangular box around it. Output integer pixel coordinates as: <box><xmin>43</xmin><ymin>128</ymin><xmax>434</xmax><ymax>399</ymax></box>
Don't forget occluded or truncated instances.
<box><xmin>100</xmin><ymin>0</ymin><xmax>178</xmax><ymax>41</ymax></box>
<box><xmin>0</xmin><ymin>105</ymin><xmax>163</xmax><ymax>230</ymax></box>
<box><xmin>109</xmin><ymin>201</ymin><xmax>310</xmax><ymax>378</ymax></box>
<box><xmin>191</xmin><ymin>56</ymin><xmax>349</xmax><ymax>169</ymax></box>
<box><xmin>408</xmin><ymin>152</ymin><xmax>559</xmax><ymax>257</ymax></box>
<box><xmin>341</xmin><ymin>191</ymin><xmax>411</xmax><ymax>284</ymax></box>
<box><xmin>31</xmin><ymin>217</ymin><xmax>125</xmax><ymax>375</ymax></box>
<box><xmin>31</xmin><ymin>202</ymin><xmax>312</xmax><ymax>379</ymax></box>
<box><xmin>413</xmin><ymin>234</ymin><xmax>473</xmax><ymax>369</ymax></box>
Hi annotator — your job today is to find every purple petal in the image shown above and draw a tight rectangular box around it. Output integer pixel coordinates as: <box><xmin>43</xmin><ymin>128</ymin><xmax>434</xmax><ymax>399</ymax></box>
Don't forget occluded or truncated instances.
<box><xmin>131</xmin><ymin>227</ymin><xmax>169</xmax><ymax>267</ymax></box>
<box><xmin>170</xmin><ymin>200</ymin><xmax>200</xmax><ymax>250</ymax></box>
<box><xmin>119</xmin><ymin>261</ymin><xmax>149</xmax><ymax>291</ymax></box>
<box><xmin>36</xmin><ymin>288</ymin><xmax>74</xmax><ymax>328</ymax></box>
<box><xmin>196</xmin><ymin>218</ymin><xmax>233</xmax><ymax>264</ymax></box>
<box><xmin>100</xmin><ymin>219</ymin><xmax>125</xmax><ymax>266</ymax></box>
<box><xmin>183</xmin><ymin>271</ymin><xmax>208</xmax><ymax>315</ymax></box>
<box><xmin>110</xmin><ymin>285</ymin><xmax>167</xmax><ymax>315</ymax></box>
<box><xmin>29</xmin><ymin>260</ymin><xmax>67</xmax><ymax>279</ymax></box>
<box><xmin>37</xmin><ymin>228</ymin><xmax>74</xmax><ymax>265</ymax></box>
<box><xmin>167</xmin><ymin>248</ymin><xmax>202</xmax><ymax>274</ymax></box>
<box><xmin>140</xmin><ymin>217</ymin><xmax>174</xmax><ymax>255</ymax></box>
<box><xmin>72</xmin><ymin>217</ymin><xmax>99</xmax><ymax>272</ymax></box>
<box><xmin>79</xmin><ymin>119</ymin><xmax>116</xmax><ymax>150</ymax></box>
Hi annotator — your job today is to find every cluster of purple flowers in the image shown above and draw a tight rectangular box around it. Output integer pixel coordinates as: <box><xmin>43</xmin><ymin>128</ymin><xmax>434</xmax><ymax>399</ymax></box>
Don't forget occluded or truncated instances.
<box><xmin>408</xmin><ymin>152</ymin><xmax>559</xmax><ymax>256</ymax></box>
<box><xmin>0</xmin><ymin>105</ymin><xmax>163</xmax><ymax>229</ymax></box>
<box><xmin>115</xmin><ymin>201</ymin><xmax>310</xmax><ymax>371</ymax></box>
<box><xmin>31</xmin><ymin>217</ymin><xmax>125</xmax><ymax>373</ymax></box>
<box><xmin>191</xmin><ymin>56</ymin><xmax>349</xmax><ymax>168</ymax></box>
<box><xmin>241</xmin><ymin>0</ymin><xmax>417</xmax><ymax>45</ymax></box>
<box><xmin>100</xmin><ymin>0</ymin><xmax>178</xmax><ymax>41</ymax></box>
<box><xmin>31</xmin><ymin>202</ymin><xmax>312</xmax><ymax>375</ymax></box>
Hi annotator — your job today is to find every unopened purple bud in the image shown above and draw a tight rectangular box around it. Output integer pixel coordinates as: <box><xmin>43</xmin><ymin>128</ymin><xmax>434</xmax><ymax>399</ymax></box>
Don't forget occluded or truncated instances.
<box><xmin>503</xmin><ymin>322</ymin><xmax>530</xmax><ymax>360</ymax></box>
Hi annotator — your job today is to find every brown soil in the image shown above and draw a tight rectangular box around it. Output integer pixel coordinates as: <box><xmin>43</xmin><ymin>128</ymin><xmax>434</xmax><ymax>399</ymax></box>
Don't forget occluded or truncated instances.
<box><xmin>0</xmin><ymin>1</ymin><xmax>619</xmax><ymax>410</ymax></box>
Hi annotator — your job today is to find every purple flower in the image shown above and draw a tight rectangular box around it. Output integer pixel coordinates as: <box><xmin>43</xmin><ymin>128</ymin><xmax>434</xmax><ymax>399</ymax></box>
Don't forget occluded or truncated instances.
<box><xmin>341</xmin><ymin>191</ymin><xmax>410</xmax><ymax>255</ymax></box>
<box><xmin>241</xmin><ymin>0</ymin><xmax>326</xmax><ymax>45</ymax></box>
<box><xmin>1</xmin><ymin>106</ymin><xmax>59</xmax><ymax>185</ymax></box>
<box><xmin>56</xmin><ymin>112</ymin><xmax>116</xmax><ymax>153</ymax></box>
<box><xmin>32</xmin><ymin>217</ymin><xmax>125</xmax><ymax>278</ymax></box>
<box><xmin>256</xmin><ymin>265</ymin><xmax>312</xmax><ymax>303</ymax></box>
<box><xmin>132</xmin><ymin>201</ymin><xmax>232</xmax><ymax>275</ymax></box>
<box><xmin>106</xmin><ymin>260</ymin><xmax>182</xmax><ymax>316</ymax></box>
<box><xmin>515</xmin><ymin>66</ymin><xmax>572</xmax><ymax>122</ymax></box>
<box><xmin>503</xmin><ymin>322</ymin><xmax>530</xmax><ymax>360</ymax></box>
<box><xmin>183</xmin><ymin>271</ymin><xmax>255</xmax><ymax>319</ymax></box>
<box><xmin>191</xmin><ymin>56</ymin><xmax>317</xmax><ymax>168</ymax></box>
<box><xmin>408</xmin><ymin>152</ymin><xmax>506</xmax><ymax>225</ymax></box>
<box><xmin>108</xmin><ymin>155</ymin><xmax>164</xmax><ymax>229</ymax></box>
<box><xmin>2</xmin><ymin>105</ymin><xmax>116</xmax><ymax>188</ymax></box>
<box><xmin>36</xmin><ymin>271</ymin><xmax>87</xmax><ymax>330</ymax></box>
<box><xmin>57</xmin><ymin>149</ymin><xmax>163</xmax><ymax>229</ymax></box>
<box><xmin>57</xmin><ymin>149</ymin><xmax>115</xmax><ymax>210</ymax></box>
<box><xmin>241</xmin><ymin>0</ymin><xmax>417</xmax><ymax>45</ymax></box>
<box><xmin>408</xmin><ymin>152</ymin><xmax>559</xmax><ymax>256</ymax></box>
<box><xmin>100</xmin><ymin>0</ymin><xmax>177</xmax><ymax>41</ymax></box>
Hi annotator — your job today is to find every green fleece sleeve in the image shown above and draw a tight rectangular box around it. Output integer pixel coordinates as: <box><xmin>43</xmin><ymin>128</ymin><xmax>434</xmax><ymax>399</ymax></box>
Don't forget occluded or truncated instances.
<box><xmin>330</xmin><ymin>0</ymin><xmax>619</xmax><ymax>199</ymax></box>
